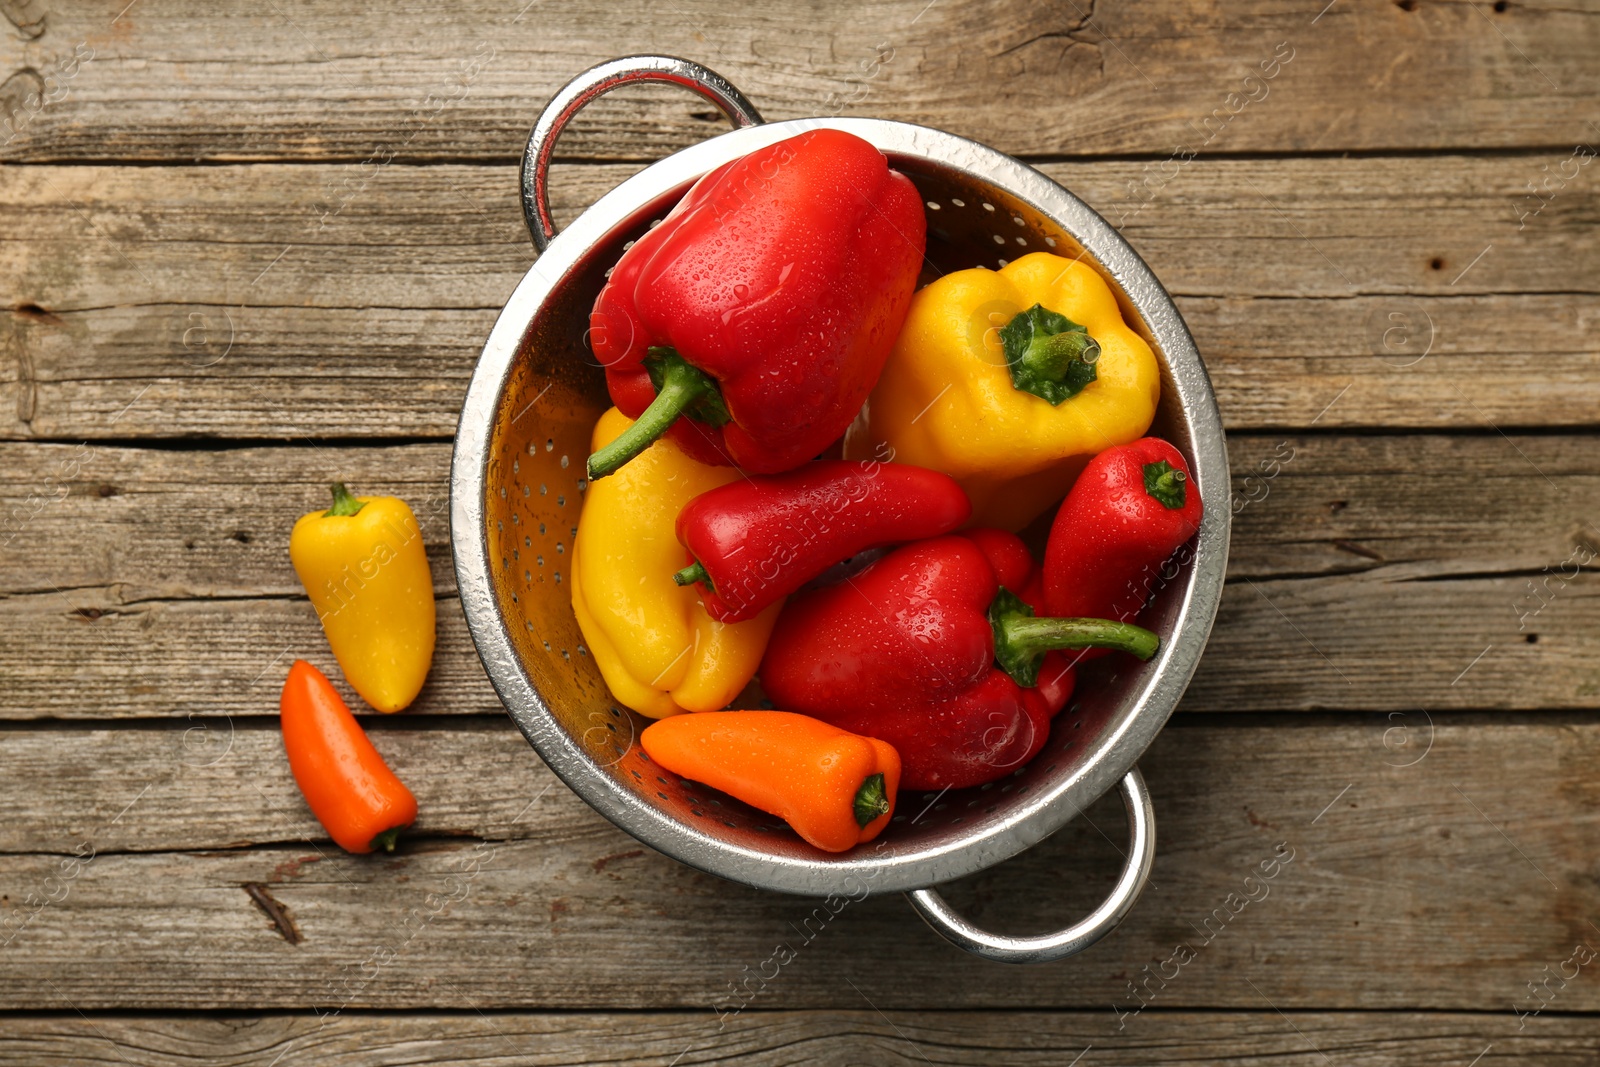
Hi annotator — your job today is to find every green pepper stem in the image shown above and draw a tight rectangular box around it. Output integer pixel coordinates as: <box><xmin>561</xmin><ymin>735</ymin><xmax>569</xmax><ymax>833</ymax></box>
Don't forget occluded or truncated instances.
<box><xmin>1143</xmin><ymin>461</ymin><xmax>1188</xmax><ymax>510</ymax></box>
<box><xmin>326</xmin><ymin>482</ymin><xmax>366</xmax><ymax>517</ymax></box>
<box><xmin>998</xmin><ymin>304</ymin><xmax>1100</xmax><ymax>405</ymax></box>
<box><xmin>673</xmin><ymin>560</ymin><xmax>711</xmax><ymax>589</ymax></box>
<box><xmin>988</xmin><ymin>587</ymin><xmax>1158</xmax><ymax>686</ymax></box>
<box><xmin>1020</xmin><ymin>329</ymin><xmax>1100</xmax><ymax>382</ymax></box>
<box><xmin>853</xmin><ymin>773</ymin><xmax>890</xmax><ymax>828</ymax></box>
<box><xmin>371</xmin><ymin>827</ymin><xmax>403</xmax><ymax>852</ymax></box>
<box><xmin>1001</xmin><ymin>615</ymin><xmax>1160</xmax><ymax>661</ymax></box>
<box><xmin>587</xmin><ymin>352</ymin><xmax>725</xmax><ymax>481</ymax></box>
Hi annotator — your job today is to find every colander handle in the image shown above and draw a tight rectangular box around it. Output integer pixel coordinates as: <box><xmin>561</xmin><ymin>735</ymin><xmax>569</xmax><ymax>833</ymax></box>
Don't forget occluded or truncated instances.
<box><xmin>905</xmin><ymin>766</ymin><xmax>1156</xmax><ymax>964</ymax></box>
<box><xmin>521</xmin><ymin>55</ymin><xmax>765</xmax><ymax>252</ymax></box>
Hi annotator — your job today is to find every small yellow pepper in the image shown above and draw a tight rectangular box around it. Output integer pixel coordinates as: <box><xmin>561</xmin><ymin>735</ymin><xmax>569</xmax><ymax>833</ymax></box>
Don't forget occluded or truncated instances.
<box><xmin>290</xmin><ymin>483</ymin><xmax>436</xmax><ymax>713</ymax></box>
<box><xmin>846</xmin><ymin>252</ymin><xmax>1160</xmax><ymax>531</ymax></box>
<box><xmin>572</xmin><ymin>408</ymin><xmax>780</xmax><ymax>719</ymax></box>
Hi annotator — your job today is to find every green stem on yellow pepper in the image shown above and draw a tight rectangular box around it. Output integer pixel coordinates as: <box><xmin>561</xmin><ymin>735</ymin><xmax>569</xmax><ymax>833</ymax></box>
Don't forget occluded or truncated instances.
<box><xmin>999</xmin><ymin>303</ymin><xmax>1100</xmax><ymax>405</ymax></box>
<box><xmin>326</xmin><ymin>482</ymin><xmax>367</xmax><ymax>518</ymax></box>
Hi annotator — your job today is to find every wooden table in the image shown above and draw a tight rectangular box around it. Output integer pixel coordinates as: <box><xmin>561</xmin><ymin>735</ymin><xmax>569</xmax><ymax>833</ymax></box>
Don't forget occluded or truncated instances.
<box><xmin>3</xmin><ymin>1</ymin><xmax>1598</xmax><ymax>1062</ymax></box>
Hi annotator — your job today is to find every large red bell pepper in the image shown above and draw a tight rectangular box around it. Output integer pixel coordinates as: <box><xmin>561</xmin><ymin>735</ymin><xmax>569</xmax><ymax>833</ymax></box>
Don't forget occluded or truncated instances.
<box><xmin>673</xmin><ymin>459</ymin><xmax>971</xmax><ymax>623</ymax></box>
<box><xmin>760</xmin><ymin>531</ymin><xmax>1159</xmax><ymax>791</ymax></box>
<box><xmin>586</xmin><ymin>129</ymin><xmax>926</xmax><ymax>479</ymax></box>
<box><xmin>1043</xmin><ymin>438</ymin><xmax>1203</xmax><ymax>660</ymax></box>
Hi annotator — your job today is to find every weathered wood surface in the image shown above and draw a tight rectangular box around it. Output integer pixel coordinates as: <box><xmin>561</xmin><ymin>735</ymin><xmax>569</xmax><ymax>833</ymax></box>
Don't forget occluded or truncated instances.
<box><xmin>0</xmin><ymin>718</ymin><xmax>1593</xmax><ymax>1011</ymax></box>
<box><xmin>0</xmin><ymin>1011</ymin><xmax>1591</xmax><ymax>1066</ymax></box>
<box><xmin>6</xmin><ymin>156</ymin><xmax>1599</xmax><ymax>440</ymax></box>
<box><xmin>3</xmin><ymin>434</ymin><xmax>1595</xmax><ymax>718</ymax></box>
<box><xmin>4</xmin><ymin>0</ymin><xmax>1599</xmax><ymax>164</ymax></box>
<box><xmin>5</xmin><ymin>435</ymin><xmax>1596</xmax><ymax>598</ymax></box>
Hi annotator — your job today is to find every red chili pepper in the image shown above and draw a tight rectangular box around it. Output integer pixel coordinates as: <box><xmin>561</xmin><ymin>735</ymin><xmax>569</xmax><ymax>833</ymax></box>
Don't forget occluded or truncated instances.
<box><xmin>586</xmin><ymin>129</ymin><xmax>926</xmax><ymax>479</ymax></box>
<box><xmin>673</xmin><ymin>460</ymin><xmax>971</xmax><ymax>623</ymax></box>
<box><xmin>1042</xmin><ymin>438</ymin><xmax>1204</xmax><ymax>659</ymax></box>
<box><xmin>760</xmin><ymin>531</ymin><xmax>1159</xmax><ymax>790</ymax></box>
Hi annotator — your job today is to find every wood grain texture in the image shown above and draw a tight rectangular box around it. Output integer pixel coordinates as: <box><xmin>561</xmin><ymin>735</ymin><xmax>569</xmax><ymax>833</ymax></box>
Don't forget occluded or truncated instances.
<box><xmin>3</xmin><ymin>0</ymin><xmax>1599</xmax><ymax>163</ymax></box>
<box><xmin>5</xmin><ymin>156</ymin><xmax>1598</xmax><ymax>440</ymax></box>
<box><xmin>3</xmin><ymin>435</ymin><xmax>1596</xmax><ymax>718</ymax></box>
<box><xmin>0</xmin><ymin>1011</ymin><xmax>1591</xmax><ymax>1066</ymax></box>
<box><xmin>4</xmin><ymin>435</ymin><xmax>1595</xmax><ymax>600</ymax></box>
<box><xmin>0</xmin><ymin>718</ymin><xmax>1596</xmax><ymax>1012</ymax></box>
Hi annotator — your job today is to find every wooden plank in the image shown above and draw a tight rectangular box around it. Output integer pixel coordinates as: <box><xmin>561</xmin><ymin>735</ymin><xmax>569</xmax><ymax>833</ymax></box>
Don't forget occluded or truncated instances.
<box><xmin>4</xmin><ymin>0</ymin><xmax>1599</xmax><ymax>163</ymax></box>
<box><xmin>5</xmin><ymin>157</ymin><xmax>1599</xmax><ymax>440</ymax></box>
<box><xmin>3</xmin><ymin>434</ymin><xmax>1595</xmax><ymax>718</ymax></box>
<box><xmin>3</xmin><ymin>434</ymin><xmax>1594</xmax><ymax>601</ymax></box>
<box><xmin>0</xmin><ymin>718</ymin><xmax>1597</xmax><ymax>1011</ymax></box>
<box><xmin>0</xmin><ymin>1010</ymin><xmax>1593</xmax><ymax>1066</ymax></box>
<box><xmin>12</xmin><ymin>569</ymin><xmax>1591</xmax><ymax>718</ymax></box>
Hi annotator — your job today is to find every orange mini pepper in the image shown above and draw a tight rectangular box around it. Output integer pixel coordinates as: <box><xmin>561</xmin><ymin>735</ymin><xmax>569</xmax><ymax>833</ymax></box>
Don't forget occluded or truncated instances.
<box><xmin>279</xmin><ymin>660</ymin><xmax>417</xmax><ymax>854</ymax></box>
<box><xmin>640</xmin><ymin>711</ymin><xmax>900</xmax><ymax>853</ymax></box>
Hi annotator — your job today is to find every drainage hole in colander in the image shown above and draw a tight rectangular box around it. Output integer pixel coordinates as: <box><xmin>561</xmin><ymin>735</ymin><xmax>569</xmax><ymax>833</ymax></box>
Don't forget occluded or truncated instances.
<box><xmin>1012</xmin><ymin>215</ymin><xmax>1025</xmax><ymax>226</ymax></box>
<box><xmin>991</xmin><ymin>234</ymin><xmax>1005</xmax><ymax>245</ymax></box>
<box><xmin>950</xmin><ymin>197</ymin><xmax>965</xmax><ymax>207</ymax></box>
<box><xmin>926</xmin><ymin>200</ymin><xmax>941</xmax><ymax>210</ymax></box>
<box><xmin>982</xmin><ymin>202</ymin><xmax>995</xmax><ymax>212</ymax></box>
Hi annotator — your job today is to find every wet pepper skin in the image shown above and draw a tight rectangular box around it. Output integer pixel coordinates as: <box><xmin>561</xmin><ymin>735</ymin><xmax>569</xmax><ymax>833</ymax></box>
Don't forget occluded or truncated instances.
<box><xmin>571</xmin><ymin>409</ymin><xmax>781</xmax><ymax>719</ymax></box>
<box><xmin>760</xmin><ymin>532</ymin><xmax>1156</xmax><ymax>791</ymax></box>
<box><xmin>846</xmin><ymin>252</ymin><xmax>1161</xmax><ymax>530</ymax></box>
<box><xmin>674</xmin><ymin>460</ymin><xmax>971</xmax><ymax>623</ymax></box>
<box><xmin>589</xmin><ymin>128</ymin><xmax>926</xmax><ymax>473</ymax></box>
<box><xmin>1043</xmin><ymin>437</ymin><xmax>1203</xmax><ymax>660</ymax></box>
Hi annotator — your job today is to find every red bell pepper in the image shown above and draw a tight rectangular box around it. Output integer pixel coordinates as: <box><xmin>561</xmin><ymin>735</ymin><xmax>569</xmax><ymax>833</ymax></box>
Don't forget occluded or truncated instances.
<box><xmin>586</xmin><ymin>129</ymin><xmax>926</xmax><ymax>479</ymax></box>
<box><xmin>1043</xmin><ymin>438</ymin><xmax>1203</xmax><ymax>657</ymax></box>
<box><xmin>673</xmin><ymin>460</ymin><xmax>971</xmax><ymax>623</ymax></box>
<box><xmin>760</xmin><ymin>531</ymin><xmax>1159</xmax><ymax>791</ymax></box>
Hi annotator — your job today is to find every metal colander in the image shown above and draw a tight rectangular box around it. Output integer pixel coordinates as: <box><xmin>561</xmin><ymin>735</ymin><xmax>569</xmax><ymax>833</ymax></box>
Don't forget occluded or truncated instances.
<box><xmin>451</xmin><ymin>56</ymin><xmax>1230</xmax><ymax>963</ymax></box>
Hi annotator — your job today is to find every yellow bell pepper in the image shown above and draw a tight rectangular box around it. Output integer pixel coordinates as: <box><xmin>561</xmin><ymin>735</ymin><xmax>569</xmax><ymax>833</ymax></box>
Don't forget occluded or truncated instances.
<box><xmin>290</xmin><ymin>484</ymin><xmax>436</xmax><ymax>713</ymax></box>
<box><xmin>846</xmin><ymin>252</ymin><xmax>1160</xmax><ymax>531</ymax></box>
<box><xmin>572</xmin><ymin>408</ymin><xmax>780</xmax><ymax>719</ymax></box>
